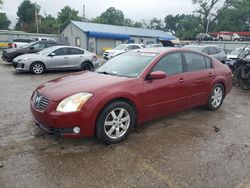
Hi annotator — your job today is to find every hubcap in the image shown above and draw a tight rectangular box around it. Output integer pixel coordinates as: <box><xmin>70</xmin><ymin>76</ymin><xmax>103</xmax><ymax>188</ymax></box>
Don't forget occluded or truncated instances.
<box><xmin>211</xmin><ymin>87</ymin><xmax>223</xmax><ymax>108</ymax></box>
<box><xmin>104</xmin><ymin>108</ymin><xmax>130</xmax><ymax>139</ymax></box>
<box><xmin>33</xmin><ymin>64</ymin><xmax>43</xmax><ymax>74</ymax></box>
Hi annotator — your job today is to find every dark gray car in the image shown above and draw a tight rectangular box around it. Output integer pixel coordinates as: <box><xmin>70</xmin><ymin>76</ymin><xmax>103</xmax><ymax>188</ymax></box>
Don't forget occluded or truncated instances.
<box><xmin>183</xmin><ymin>45</ymin><xmax>227</xmax><ymax>64</ymax></box>
<box><xmin>13</xmin><ymin>46</ymin><xmax>99</xmax><ymax>74</ymax></box>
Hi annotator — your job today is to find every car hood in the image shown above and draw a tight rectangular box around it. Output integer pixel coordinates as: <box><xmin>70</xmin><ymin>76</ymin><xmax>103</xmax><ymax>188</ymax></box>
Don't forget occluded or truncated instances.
<box><xmin>37</xmin><ymin>71</ymin><xmax>134</xmax><ymax>101</ymax></box>
<box><xmin>14</xmin><ymin>53</ymin><xmax>41</xmax><ymax>61</ymax></box>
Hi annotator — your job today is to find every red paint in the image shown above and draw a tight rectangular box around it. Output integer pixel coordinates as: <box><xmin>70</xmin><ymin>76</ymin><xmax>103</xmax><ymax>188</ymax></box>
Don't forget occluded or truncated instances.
<box><xmin>31</xmin><ymin>48</ymin><xmax>232</xmax><ymax>138</ymax></box>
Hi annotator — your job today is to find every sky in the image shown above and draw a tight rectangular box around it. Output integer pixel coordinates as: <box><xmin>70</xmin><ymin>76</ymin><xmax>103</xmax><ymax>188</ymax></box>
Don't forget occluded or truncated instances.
<box><xmin>0</xmin><ymin>0</ymin><xmax>197</xmax><ymax>28</ymax></box>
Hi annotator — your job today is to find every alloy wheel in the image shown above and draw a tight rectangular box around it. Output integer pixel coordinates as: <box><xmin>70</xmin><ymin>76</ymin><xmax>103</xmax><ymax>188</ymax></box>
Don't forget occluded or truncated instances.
<box><xmin>211</xmin><ymin>86</ymin><xmax>223</xmax><ymax>108</ymax></box>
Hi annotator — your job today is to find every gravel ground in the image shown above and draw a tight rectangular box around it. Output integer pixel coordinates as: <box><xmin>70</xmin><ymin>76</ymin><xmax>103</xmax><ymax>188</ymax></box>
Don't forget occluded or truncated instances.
<box><xmin>0</xmin><ymin>50</ymin><xmax>250</xmax><ymax>188</ymax></box>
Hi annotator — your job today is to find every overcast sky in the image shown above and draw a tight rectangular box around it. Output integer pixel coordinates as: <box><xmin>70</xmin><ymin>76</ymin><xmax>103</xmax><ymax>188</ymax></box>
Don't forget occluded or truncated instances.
<box><xmin>1</xmin><ymin>0</ymin><xmax>197</xmax><ymax>28</ymax></box>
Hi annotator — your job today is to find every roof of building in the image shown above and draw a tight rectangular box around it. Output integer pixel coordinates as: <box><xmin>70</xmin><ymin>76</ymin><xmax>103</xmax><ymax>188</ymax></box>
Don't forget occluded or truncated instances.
<box><xmin>69</xmin><ymin>21</ymin><xmax>175</xmax><ymax>40</ymax></box>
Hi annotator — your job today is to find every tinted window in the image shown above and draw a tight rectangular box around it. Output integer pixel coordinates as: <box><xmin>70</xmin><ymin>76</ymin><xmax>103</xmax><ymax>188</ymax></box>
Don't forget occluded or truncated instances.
<box><xmin>126</xmin><ymin>45</ymin><xmax>134</xmax><ymax>50</ymax></box>
<box><xmin>132</xmin><ymin>45</ymin><xmax>141</xmax><ymax>49</ymax></box>
<box><xmin>215</xmin><ymin>47</ymin><xmax>222</xmax><ymax>53</ymax></box>
<box><xmin>53</xmin><ymin>48</ymin><xmax>68</xmax><ymax>56</ymax></box>
<box><xmin>69</xmin><ymin>48</ymin><xmax>84</xmax><ymax>55</ymax></box>
<box><xmin>184</xmin><ymin>52</ymin><xmax>207</xmax><ymax>71</ymax></box>
<box><xmin>201</xmin><ymin>47</ymin><xmax>209</xmax><ymax>54</ymax></box>
<box><xmin>45</xmin><ymin>43</ymin><xmax>56</xmax><ymax>48</ymax></box>
<box><xmin>152</xmin><ymin>52</ymin><xmax>183</xmax><ymax>75</ymax></box>
<box><xmin>205</xmin><ymin>57</ymin><xmax>212</xmax><ymax>68</ymax></box>
<box><xmin>32</xmin><ymin>42</ymin><xmax>46</xmax><ymax>49</ymax></box>
<box><xmin>208</xmin><ymin>47</ymin><xmax>217</xmax><ymax>55</ymax></box>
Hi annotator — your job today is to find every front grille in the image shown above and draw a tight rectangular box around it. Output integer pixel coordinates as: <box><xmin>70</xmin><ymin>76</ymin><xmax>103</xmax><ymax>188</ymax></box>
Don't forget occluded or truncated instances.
<box><xmin>33</xmin><ymin>91</ymin><xmax>50</xmax><ymax>111</ymax></box>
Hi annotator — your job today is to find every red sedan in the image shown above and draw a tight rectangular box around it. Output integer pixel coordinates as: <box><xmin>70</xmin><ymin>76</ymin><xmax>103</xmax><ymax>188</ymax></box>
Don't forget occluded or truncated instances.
<box><xmin>31</xmin><ymin>48</ymin><xmax>232</xmax><ymax>144</ymax></box>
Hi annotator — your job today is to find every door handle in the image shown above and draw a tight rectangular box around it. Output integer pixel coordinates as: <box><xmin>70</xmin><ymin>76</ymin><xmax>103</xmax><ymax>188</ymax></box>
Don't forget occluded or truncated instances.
<box><xmin>178</xmin><ymin>78</ymin><xmax>184</xmax><ymax>83</ymax></box>
<box><xmin>208</xmin><ymin>72</ymin><xmax>213</xmax><ymax>77</ymax></box>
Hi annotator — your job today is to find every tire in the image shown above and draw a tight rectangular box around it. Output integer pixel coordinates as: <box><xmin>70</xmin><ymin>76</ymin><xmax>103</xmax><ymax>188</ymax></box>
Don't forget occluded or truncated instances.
<box><xmin>81</xmin><ymin>62</ymin><xmax>93</xmax><ymax>71</ymax></box>
<box><xmin>30</xmin><ymin>62</ymin><xmax>45</xmax><ymax>75</ymax></box>
<box><xmin>207</xmin><ymin>84</ymin><xmax>225</xmax><ymax>111</ymax></box>
<box><xmin>96</xmin><ymin>101</ymin><xmax>136</xmax><ymax>144</ymax></box>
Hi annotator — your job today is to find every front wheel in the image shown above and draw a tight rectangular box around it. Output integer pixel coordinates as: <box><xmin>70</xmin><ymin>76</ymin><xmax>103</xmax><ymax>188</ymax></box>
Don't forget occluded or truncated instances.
<box><xmin>96</xmin><ymin>101</ymin><xmax>136</xmax><ymax>144</ymax></box>
<box><xmin>207</xmin><ymin>84</ymin><xmax>225</xmax><ymax>111</ymax></box>
<box><xmin>81</xmin><ymin>62</ymin><xmax>93</xmax><ymax>71</ymax></box>
<box><xmin>31</xmin><ymin>62</ymin><xmax>45</xmax><ymax>75</ymax></box>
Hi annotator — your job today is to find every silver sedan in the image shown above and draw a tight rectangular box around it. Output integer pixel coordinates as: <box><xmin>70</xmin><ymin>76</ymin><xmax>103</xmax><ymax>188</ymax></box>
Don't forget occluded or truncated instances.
<box><xmin>13</xmin><ymin>46</ymin><xmax>99</xmax><ymax>74</ymax></box>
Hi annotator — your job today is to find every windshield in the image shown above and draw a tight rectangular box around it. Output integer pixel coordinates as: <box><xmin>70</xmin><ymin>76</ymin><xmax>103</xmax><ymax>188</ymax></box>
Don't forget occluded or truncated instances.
<box><xmin>38</xmin><ymin>46</ymin><xmax>58</xmax><ymax>55</ymax></box>
<box><xmin>96</xmin><ymin>52</ymin><xmax>157</xmax><ymax>78</ymax></box>
<box><xmin>229</xmin><ymin>49</ymin><xmax>241</xmax><ymax>56</ymax></box>
<box><xmin>20</xmin><ymin>41</ymin><xmax>37</xmax><ymax>48</ymax></box>
<box><xmin>114</xmin><ymin>44</ymin><xmax>126</xmax><ymax>50</ymax></box>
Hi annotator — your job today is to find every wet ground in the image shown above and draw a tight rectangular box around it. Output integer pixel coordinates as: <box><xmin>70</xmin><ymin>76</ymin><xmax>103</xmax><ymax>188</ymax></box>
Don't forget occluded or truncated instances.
<box><xmin>0</xmin><ymin>52</ymin><xmax>250</xmax><ymax>188</ymax></box>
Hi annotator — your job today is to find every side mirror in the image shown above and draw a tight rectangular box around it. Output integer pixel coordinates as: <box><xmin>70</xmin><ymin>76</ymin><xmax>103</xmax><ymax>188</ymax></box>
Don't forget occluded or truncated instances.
<box><xmin>29</xmin><ymin>46</ymin><xmax>35</xmax><ymax>50</ymax></box>
<box><xmin>49</xmin><ymin>53</ymin><xmax>55</xmax><ymax>57</ymax></box>
<box><xmin>147</xmin><ymin>71</ymin><xmax>166</xmax><ymax>80</ymax></box>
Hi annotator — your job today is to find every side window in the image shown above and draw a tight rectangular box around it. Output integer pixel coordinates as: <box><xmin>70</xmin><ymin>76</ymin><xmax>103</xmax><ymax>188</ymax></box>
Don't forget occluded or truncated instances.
<box><xmin>208</xmin><ymin>47</ymin><xmax>217</xmax><ymax>55</ymax></box>
<box><xmin>32</xmin><ymin>42</ymin><xmax>46</xmax><ymax>49</ymax></box>
<box><xmin>152</xmin><ymin>52</ymin><xmax>183</xmax><ymax>75</ymax></box>
<box><xmin>216</xmin><ymin>47</ymin><xmax>222</xmax><ymax>53</ymax></box>
<box><xmin>132</xmin><ymin>45</ymin><xmax>141</xmax><ymax>49</ymax></box>
<box><xmin>205</xmin><ymin>57</ymin><xmax>212</xmax><ymax>68</ymax></box>
<box><xmin>184</xmin><ymin>52</ymin><xmax>207</xmax><ymax>72</ymax></box>
<box><xmin>201</xmin><ymin>47</ymin><xmax>209</xmax><ymax>54</ymax></box>
<box><xmin>53</xmin><ymin>48</ymin><xmax>68</xmax><ymax>56</ymax></box>
<box><xmin>69</xmin><ymin>48</ymin><xmax>84</xmax><ymax>55</ymax></box>
<box><xmin>126</xmin><ymin>45</ymin><xmax>134</xmax><ymax>50</ymax></box>
<box><xmin>45</xmin><ymin>43</ymin><xmax>55</xmax><ymax>48</ymax></box>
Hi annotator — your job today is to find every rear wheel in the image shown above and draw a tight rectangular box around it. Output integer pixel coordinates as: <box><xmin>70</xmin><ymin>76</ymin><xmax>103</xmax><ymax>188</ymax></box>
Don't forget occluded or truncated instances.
<box><xmin>31</xmin><ymin>62</ymin><xmax>45</xmax><ymax>75</ymax></box>
<box><xmin>207</xmin><ymin>84</ymin><xmax>224</xmax><ymax>111</ymax></box>
<box><xmin>96</xmin><ymin>101</ymin><xmax>135</xmax><ymax>144</ymax></box>
<box><xmin>81</xmin><ymin>62</ymin><xmax>93</xmax><ymax>71</ymax></box>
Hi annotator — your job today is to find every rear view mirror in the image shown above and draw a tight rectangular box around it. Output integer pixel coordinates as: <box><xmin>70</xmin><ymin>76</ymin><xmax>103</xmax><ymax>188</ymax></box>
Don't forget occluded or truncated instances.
<box><xmin>148</xmin><ymin>71</ymin><xmax>166</xmax><ymax>80</ymax></box>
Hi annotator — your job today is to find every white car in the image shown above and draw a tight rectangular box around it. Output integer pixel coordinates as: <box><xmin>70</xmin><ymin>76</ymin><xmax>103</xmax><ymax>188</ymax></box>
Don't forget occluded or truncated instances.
<box><xmin>103</xmin><ymin>44</ymin><xmax>144</xmax><ymax>60</ymax></box>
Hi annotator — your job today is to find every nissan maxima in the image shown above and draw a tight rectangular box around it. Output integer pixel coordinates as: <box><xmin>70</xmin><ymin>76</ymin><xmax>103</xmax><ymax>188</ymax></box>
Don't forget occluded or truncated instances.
<box><xmin>13</xmin><ymin>46</ymin><xmax>98</xmax><ymax>74</ymax></box>
<box><xmin>31</xmin><ymin>48</ymin><xmax>232</xmax><ymax>144</ymax></box>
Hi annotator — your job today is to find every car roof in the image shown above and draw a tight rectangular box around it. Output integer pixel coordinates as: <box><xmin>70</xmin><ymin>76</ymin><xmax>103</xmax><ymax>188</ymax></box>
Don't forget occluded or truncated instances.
<box><xmin>184</xmin><ymin>44</ymin><xmax>222</xmax><ymax>49</ymax></box>
<box><xmin>133</xmin><ymin>47</ymin><xmax>180</xmax><ymax>54</ymax></box>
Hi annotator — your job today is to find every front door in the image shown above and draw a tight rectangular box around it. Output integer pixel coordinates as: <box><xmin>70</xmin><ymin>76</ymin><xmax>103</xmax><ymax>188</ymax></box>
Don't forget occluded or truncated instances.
<box><xmin>143</xmin><ymin>52</ymin><xmax>187</xmax><ymax>121</ymax></box>
<box><xmin>46</xmin><ymin>48</ymin><xmax>70</xmax><ymax>69</ymax></box>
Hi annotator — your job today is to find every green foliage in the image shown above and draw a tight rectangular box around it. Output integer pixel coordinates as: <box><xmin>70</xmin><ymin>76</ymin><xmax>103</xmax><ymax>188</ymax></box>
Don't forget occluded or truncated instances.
<box><xmin>40</xmin><ymin>14</ymin><xmax>59</xmax><ymax>34</ymax></box>
<box><xmin>57</xmin><ymin>6</ymin><xmax>82</xmax><ymax>25</ymax></box>
<box><xmin>93</xmin><ymin>7</ymin><xmax>125</xmax><ymax>26</ymax></box>
<box><xmin>149</xmin><ymin>18</ymin><xmax>164</xmax><ymax>30</ymax></box>
<box><xmin>15</xmin><ymin>0</ymin><xmax>40</xmax><ymax>32</ymax></box>
<box><xmin>0</xmin><ymin>12</ymin><xmax>11</xmax><ymax>30</ymax></box>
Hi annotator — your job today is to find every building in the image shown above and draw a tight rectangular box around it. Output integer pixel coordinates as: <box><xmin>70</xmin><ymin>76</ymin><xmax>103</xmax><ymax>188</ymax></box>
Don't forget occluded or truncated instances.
<box><xmin>61</xmin><ymin>21</ymin><xmax>177</xmax><ymax>55</ymax></box>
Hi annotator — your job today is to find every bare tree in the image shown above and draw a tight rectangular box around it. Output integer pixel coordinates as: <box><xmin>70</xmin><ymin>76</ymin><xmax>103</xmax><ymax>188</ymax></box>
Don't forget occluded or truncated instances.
<box><xmin>193</xmin><ymin>0</ymin><xmax>234</xmax><ymax>32</ymax></box>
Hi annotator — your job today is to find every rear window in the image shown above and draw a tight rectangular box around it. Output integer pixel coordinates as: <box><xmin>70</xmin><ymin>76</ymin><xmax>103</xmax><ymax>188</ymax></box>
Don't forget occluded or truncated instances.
<box><xmin>208</xmin><ymin>47</ymin><xmax>217</xmax><ymax>55</ymax></box>
<box><xmin>215</xmin><ymin>47</ymin><xmax>222</xmax><ymax>53</ymax></box>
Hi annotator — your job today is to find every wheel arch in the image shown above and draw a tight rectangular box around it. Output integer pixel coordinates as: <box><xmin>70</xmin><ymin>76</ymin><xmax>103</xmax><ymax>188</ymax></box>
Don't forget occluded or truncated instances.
<box><xmin>81</xmin><ymin>60</ymin><xmax>93</xmax><ymax>68</ymax></box>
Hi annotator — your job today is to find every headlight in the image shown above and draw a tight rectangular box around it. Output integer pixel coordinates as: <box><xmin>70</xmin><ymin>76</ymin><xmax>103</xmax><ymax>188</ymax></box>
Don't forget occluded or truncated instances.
<box><xmin>56</xmin><ymin>92</ymin><xmax>93</xmax><ymax>112</ymax></box>
<box><xmin>23</xmin><ymin>57</ymin><xmax>32</xmax><ymax>61</ymax></box>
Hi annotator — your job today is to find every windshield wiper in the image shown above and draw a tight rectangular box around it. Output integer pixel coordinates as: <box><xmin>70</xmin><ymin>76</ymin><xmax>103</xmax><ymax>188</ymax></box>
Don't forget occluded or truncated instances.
<box><xmin>96</xmin><ymin>71</ymin><xmax>117</xmax><ymax>76</ymax></box>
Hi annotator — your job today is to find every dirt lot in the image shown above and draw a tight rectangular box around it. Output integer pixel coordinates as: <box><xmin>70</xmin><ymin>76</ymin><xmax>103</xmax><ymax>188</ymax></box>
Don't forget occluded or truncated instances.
<box><xmin>0</xmin><ymin>51</ymin><xmax>250</xmax><ymax>188</ymax></box>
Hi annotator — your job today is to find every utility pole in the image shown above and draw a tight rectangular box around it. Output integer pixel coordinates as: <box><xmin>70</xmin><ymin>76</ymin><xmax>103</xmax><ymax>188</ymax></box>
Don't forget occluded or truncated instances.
<box><xmin>35</xmin><ymin>3</ymin><xmax>39</xmax><ymax>33</ymax></box>
<box><xmin>82</xmin><ymin>4</ymin><xmax>85</xmax><ymax>21</ymax></box>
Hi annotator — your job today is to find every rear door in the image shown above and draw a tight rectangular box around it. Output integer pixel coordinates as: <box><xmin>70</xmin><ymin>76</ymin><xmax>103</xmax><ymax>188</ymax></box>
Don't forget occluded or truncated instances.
<box><xmin>46</xmin><ymin>47</ymin><xmax>70</xmax><ymax>69</ymax></box>
<box><xmin>143</xmin><ymin>52</ymin><xmax>187</xmax><ymax>120</ymax></box>
<box><xmin>68</xmin><ymin>48</ymin><xmax>85</xmax><ymax>69</ymax></box>
<box><xmin>182</xmin><ymin>52</ymin><xmax>214</xmax><ymax>108</ymax></box>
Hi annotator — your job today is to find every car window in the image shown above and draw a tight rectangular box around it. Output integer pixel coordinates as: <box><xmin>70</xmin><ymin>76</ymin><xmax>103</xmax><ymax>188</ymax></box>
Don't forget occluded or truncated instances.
<box><xmin>53</xmin><ymin>48</ymin><xmax>68</xmax><ymax>56</ymax></box>
<box><xmin>32</xmin><ymin>42</ymin><xmax>46</xmax><ymax>49</ymax></box>
<box><xmin>184</xmin><ymin>52</ymin><xmax>207</xmax><ymax>72</ymax></box>
<box><xmin>208</xmin><ymin>47</ymin><xmax>217</xmax><ymax>55</ymax></box>
<box><xmin>45</xmin><ymin>43</ymin><xmax>55</xmax><ymax>48</ymax></box>
<box><xmin>216</xmin><ymin>47</ymin><xmax>222</xmax><ymax>53</ymax></box>
<box><xmin>69</xmin><ymin>48</ymin><xmax>84</xmax><ymax>55</ymax></box>
<box><xmin>201</xmin><ymin>47</ymin><xmax>209</xmax><ymax>54</ymax></box>
<box><xmin>126</xmin><ymin>45</ymin><xmax>134</xmax><ymax>50</ymax></box>
<box><xmin>132</xmin><ymin>45</ymin><xmax>141</xmax><ymax>49</ymax></box>
<box><xmin>205</xmin><ymin>57</ymin><xmax>212</xmax><ymax>68</ymax></box>
<box><xmin>152</xmin><ymin>52</ymin><xmax>183</xmax><ymax>75</ymax></box>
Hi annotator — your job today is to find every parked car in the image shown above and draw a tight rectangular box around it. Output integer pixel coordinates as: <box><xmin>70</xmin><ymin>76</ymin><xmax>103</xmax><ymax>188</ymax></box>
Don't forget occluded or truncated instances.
<box><xmin>146</xmin><ymin>43</ymin><xmax>163</xmax><ymax>48</ymax></box>
<box><xmin>214</xmin><ymin>32</ymin><xmax>242</xmax><ymax>41</ymax></box>
<box><xmin>31</xmin><ymin>47</ymin><xmax>232</xmax><ymax>144</ymax></box>
<box><xmin>33</xmin><ymin>37</ymin><xmax>56</xmax><ymax>42</ymax></box>
<box><xmin>8</xmin><ymin>38</ymin><xmax>34</xmax><ymax>48</ymax></box>
<box><xmin>103</xmin><ymin>43</ymin><xmax>144</xmax><ymax>60</ymax></box>
<box><xmin>183</xmin><ymin>45</ymin><xmax>227</xmax><ymax>64</ymax></box>
<box><xmin>196</xmin><ymin>33</ymin><xmax>215</xmax><ymax>41</ymax></box>
<box><xmin>13</xmin><ymin>46</ymin><xmax>98</xmax><ymax>74</ymax></box>
<box><xmin>2</xmin><ymin>40</ymin><xmax>63</xmax><ymax>62</ymax></box>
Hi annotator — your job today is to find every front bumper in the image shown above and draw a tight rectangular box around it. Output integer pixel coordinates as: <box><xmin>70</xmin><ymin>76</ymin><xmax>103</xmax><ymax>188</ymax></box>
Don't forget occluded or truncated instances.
<box><xmin>30</xmin><ymin>97</ymin><xmax>96</xmax><ymax>138</ymax></box>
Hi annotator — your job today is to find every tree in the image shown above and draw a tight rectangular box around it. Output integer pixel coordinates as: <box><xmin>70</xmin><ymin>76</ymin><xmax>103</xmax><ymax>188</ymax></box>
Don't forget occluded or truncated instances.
<box><xmin>40</xmin><ymin>14</ymin><xmax>59</xmax><ymax>34</ymax></box>
<box><xmin>193</xmin><ymin>0</ymin><xmax>234</xmax><ymax>32</ymax></box>
<box><xmin>57</xmin><ymin>6</ymin><xmax>82</xmax><ymax>25</ymax></box>
<box><xmin>149</xmin><ymin>18</ymin><xmax>164</xmax><ymax>30</ymax></box>
<box><xmin>164</xmin><ymin>15</ymin><xmax>178</xmax><ymax>35</ymax></box>
<box><xmin>93</xmin><ymin>7</ymin><xmax>125</xmax><ymax>26</ymax></box>
<box><xmin>15</xmin><ymin>0</ymin><xmax>40</xmax><ymax>32</ymax></box>
<box><xmin>0</xmin><ymin>12</ymin><xmax>11</xmax><ymax>30</ymax></box>
<box><xmin>133</xmin><ymin>22</ymin><xmax>143</xmax><ymax>28</ymax></box>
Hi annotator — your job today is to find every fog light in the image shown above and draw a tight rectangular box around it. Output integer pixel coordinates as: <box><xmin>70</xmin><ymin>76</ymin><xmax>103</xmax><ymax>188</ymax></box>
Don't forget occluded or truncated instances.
<box><xmin>73</xmin><ymin>127</ymin><xmax>80</xmax><ymax>134</ymax></box>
